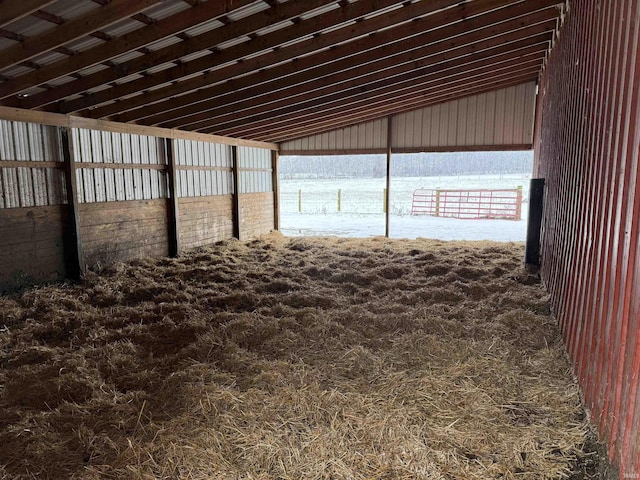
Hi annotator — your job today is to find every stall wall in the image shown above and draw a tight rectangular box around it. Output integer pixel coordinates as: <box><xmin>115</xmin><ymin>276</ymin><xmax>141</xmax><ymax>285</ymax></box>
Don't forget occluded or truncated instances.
<box><xmin>0</xmin><ymin>118</ymin><xmax>277</xmax><ymax>290</ymax></box>
<box><xmin>534</xmin><ymin>0</ymin><xmax>640</xmax><ymax>475</ymax></box>
<box><xmin>0</xmin><ymin>121</ymin><xmax>67</xmax><ymax>289</ymax></box>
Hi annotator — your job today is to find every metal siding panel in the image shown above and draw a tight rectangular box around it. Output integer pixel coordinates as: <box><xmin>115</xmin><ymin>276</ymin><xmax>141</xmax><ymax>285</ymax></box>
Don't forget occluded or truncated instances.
<box><xmin>14</xmin><ymin>122</ymin><xmax>29</xmax><ymax>161</ymax></box>
<box><xmin>523</xmin><ymin>82</ymin><xmax>537</xmax><ymax>144</ymax></box>
<box><xmin>536</xmin><ymin>0</ymin><xmax>640</xmax><ymax>475</ymax></box>
<box><xmin>456</xmin><ymin>98</ymin><xmax>467</xmax><ymax>145</ymax></box>
<box><xmin>484</xmin><ymin>91</ymin><xmax>497</xmax><ymax>145</ymax></box>
<box><xmin>447</xmin><ymin>100</ymin><xmax>458</xmax><ymax>146</ymax></box>
<box><xmin>422</xmin><ymin>106</ymin><xmax>432</xmax><ymax>148</ymax></box>
<box><xmin>495</xmin><ymin>90</ymin><xmax>506</xmax><ymax>145</ymax></box>
<box><xmin>476</xmin><ymin>94</ymin><xmax>488</xmax><ymax>145</ymax></box>
<box><xmin>0</xmin><ymin>121</ymin><xmax>14</xmax><ymax>160</ymax></box>
<box><xmin>503</xmin><ymin>85</ymin><xmax>517</xmax><ymax>145</ymax></box>
<box><xmin>27</xmin><ymin>123</ymin><xmax>44</xmax><ymax>161</ymax></box>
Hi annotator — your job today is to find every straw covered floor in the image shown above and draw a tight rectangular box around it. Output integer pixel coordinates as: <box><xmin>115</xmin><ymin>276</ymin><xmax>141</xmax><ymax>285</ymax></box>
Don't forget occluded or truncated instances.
<box><xmin>0</xmin><ymin>234</ymin><xmax>598</xmax><ymax>479</ymax></box>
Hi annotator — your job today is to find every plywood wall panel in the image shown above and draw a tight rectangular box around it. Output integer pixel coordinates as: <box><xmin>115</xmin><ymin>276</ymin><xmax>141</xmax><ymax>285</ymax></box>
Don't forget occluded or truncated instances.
<box><xmin>239</xmin><ymin>192</ymin><xmax>274</xmax><ymax>241</ymax></box>
<box><xmin>178</xmin><ymin>195</ymin><xmax>234</xmax><ymax>249</ymax></box>
<box><xmin>78</xmin><ymin>199</ymin><xmax>169</xmax><ymax>266</ymax></box>
<box><xmin>0</xmin><ymin>205</ymin><xmax>66</xmax><ymax>291</ymax></box>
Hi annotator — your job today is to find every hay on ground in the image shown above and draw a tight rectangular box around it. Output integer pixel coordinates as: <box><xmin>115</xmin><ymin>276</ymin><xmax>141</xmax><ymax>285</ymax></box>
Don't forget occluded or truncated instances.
<box><xmin>0</xmin><ymin>234</ymin><xmax>596</xmax><ymax>479</ymax></box>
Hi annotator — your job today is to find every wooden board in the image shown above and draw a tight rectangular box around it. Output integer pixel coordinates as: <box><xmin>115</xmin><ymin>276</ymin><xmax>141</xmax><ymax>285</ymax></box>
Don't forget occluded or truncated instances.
<box><xmin>0</xmin><ymin>205</ymin><xmax>67</xmax><ymax>291</ymax></box>
<box><xmin>239</xmin><ymin>192</ymin><xmax>275</xmax><ymax>241</ymax></box>
<box><xmin>78</xmin><ymin>199</ymin><xmax>169</xmax><ymax>266</ymax></box>
<box><xmin>178</xmin><ymin>195</ymin><xmax>234</xmax><ymax>249</ymax></box>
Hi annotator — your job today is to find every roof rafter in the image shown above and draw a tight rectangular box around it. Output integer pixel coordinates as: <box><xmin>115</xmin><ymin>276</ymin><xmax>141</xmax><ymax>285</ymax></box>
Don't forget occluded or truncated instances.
<box><xmin>58</xmin><ymin>0</ymin><xmax>468</xmax><ymax>114</ymax></box>
<box><xmin>258</xmin><ymin>72</ymin><xmax>540</xmax><ymax>143</ymax></box>
<box><xmin>210</xmin><ymin>56</ymin><xmax>543</xmax><ymax>138</ymax></box>
<box><xmin>121</xmin><ymin>6</ymin><xmax>556</xmax><ymax>126</ymax></box>
<box><xmin>187</xmin><ymin>41</ymin><xmax>548</xmax><ymax>134</ymax></box>
<box><xmin>11</xmin><ymin>0</ymin><xmax>330</xmax><ymax>108</ymax></box>
<box><xmin>0</xmin><ymin>0</ymin><xmax>56</xmax><ymax>29</ymax></box>
<box><xmin>0</xmin><ymin>0</ymin><xmax>255</xmax><ymax>101</ymax></box>
<box><xmin>153</xmin><ymin>18</ymin><xmax>556</xmax><ymax>129</ymax></box>
<box><xmin>0</xmin><ymin>0</ymin><xmax>161</xmax><ymax>71</ymax></box>
<box><xmin>88</xmin><ymin>0</ymin><xmax>558</xmax><ymax>121</ymax></box>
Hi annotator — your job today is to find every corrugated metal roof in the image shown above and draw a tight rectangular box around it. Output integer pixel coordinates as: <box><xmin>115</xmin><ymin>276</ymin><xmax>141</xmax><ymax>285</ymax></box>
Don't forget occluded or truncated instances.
<box><xmin>143</xmin><ymin>0</ymin><xmax>193</xmax><ymax>22</ymax></box>
<box><xmin>0</xmin><ymin>0</ymin><xmax>559</xmax><ymax>143</ymax></box>
<box><xmin>101</xmin><ymin>19</ymin><xmax>146</xmax><ymax>38</ymax></box>
<box><xmin>43</xmin><ymin>0</ymin><xmax>100</xmax><ymax>20</ymax></box>
<box><xmin>226</xmin><ymin>2</ymin><xmax>271</xmax><ymax>22</ymax></box>
<box><xmin>145</xmin><ymin>35</ymin><xmax>184</xmax><ymax>51</ymax></box>
<box><xmin>183</xmin><ymin>18</ymin><xmax>225</xmax><ymax>38</ymax></box>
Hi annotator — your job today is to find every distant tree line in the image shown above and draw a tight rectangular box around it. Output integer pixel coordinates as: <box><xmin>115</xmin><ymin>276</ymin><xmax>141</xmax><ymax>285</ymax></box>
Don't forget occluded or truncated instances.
<box><xmin>280</xmin><ymin>151</ymin><xmax>533</xmax><ymax>179</ymax></box>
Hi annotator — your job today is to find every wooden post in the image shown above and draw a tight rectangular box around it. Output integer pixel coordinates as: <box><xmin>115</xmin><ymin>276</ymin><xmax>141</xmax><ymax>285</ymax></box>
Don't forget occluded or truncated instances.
<box><xmin>231</xmin><ymin>145</ymin><xmax>241</xmax><ymax>239</ymax></box>
<box><xmin>164</xmin><ymin>138</ymin><xmax>180</xmax><ymax>256</ymax></box>
<box><xmin>435</xmin><ymin>188</ymin><xmax>441</xmax><ymax>217</ymax></box>
<box><xmin>337</xmin><ymin>189</ymin><xmax>341</xmax><ymax>212</ymax></box>
<box><xmin>515</xmin><ymin>185</ymin><xmax>523</xmax><ymax>221</ymax></box>
<box><xmin>298</xmin><ymin>189</ymin><xmax>302</xmax><ymax>213</ymax></box>
<box><xmin>272</xmin><ymin>150</ymin><xmax>280</xmax><ymax>231</ymax></box>
<box><xmin>385</xmin><ymin>115</ymin><xmax>392</xmax><ymax>237</ymax></box>
<box><xmin>525</xmin><ymin>178</ymin><xmax>545</xmax><ymax>271</ymax></box>
<box><xmin>59</xmin><ymin>127</ymin><xmax>84</xmax><ymax>280</ymax></box>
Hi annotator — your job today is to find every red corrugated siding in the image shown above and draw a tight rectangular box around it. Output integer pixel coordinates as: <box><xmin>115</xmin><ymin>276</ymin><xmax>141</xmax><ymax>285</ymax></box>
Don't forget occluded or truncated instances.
<box><xmin>534</xmin><ymin>0</ymin><xmax>640</xmax><ymax>475</ymax></box>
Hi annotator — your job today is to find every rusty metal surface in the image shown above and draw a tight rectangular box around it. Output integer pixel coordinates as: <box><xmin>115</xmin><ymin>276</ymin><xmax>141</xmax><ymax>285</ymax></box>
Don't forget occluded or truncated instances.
<box><xmin>534</xmin><ymin>0</ymin><xmax>640</xmax><ymax>475</ymax></box>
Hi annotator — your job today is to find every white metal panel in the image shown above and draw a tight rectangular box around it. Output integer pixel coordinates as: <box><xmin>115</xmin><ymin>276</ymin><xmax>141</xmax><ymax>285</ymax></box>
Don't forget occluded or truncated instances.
<box><xmin>280</xmin><ymin>83</ymin><xmax>537</xmax><ymax>154</ymax></box>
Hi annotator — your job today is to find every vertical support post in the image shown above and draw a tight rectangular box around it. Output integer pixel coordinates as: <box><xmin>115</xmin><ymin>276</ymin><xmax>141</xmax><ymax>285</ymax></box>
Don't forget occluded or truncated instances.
<box><xmin>298</xmin><ymin>189</ymin><xmax>302</xmax><ymax>213</ymax></box>
<box><xmin>515</xmin><ymin>185</ymin><xmax>523</xmax><ymax>221</ymax></box>
<box><xmin>271</xmin><ymin>150</ymin><xmax>280</xmax><ymax>231</ymax></box>
<box><xmin>383</xmin><ymin>188</ymin><xmax>387</xmax><ymax>213</ymax></box>
<box><xmin>231</xmin><ymin>145</ymin><xmax>241</xmax><ymax>240</ymax></box>
<box><xmin>525</xmin><ymin>178</ymin><xmax>545</xmax><ymax>271</ymax></box>
<box><xmin>385</xmin><ymin>115</ymin><xmax>392</xmax><ymax>237</ymax></box>
<box><xmin>164</xmin><ymin>138</ymin><xmax>180</xmax><ymax>256</ymax></box>
<box><xmin>435</xmin><ymin>189</ymin><xmax>441</xmax><ymax>217</ymax></box>
<box><xmin>338</xmin><ymin>189</ymin><xmax>341</xmax><ymax>212</ymax></box>
<box><xmin>60</xmin><ymin>127</ymin><xmax>84</xmax><ymax>280</ymax></box>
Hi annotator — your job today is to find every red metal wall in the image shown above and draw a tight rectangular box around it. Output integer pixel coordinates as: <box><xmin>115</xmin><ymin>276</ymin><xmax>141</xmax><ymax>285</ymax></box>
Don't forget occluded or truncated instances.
<box><xmin>534</xmin><ymin>0</ymin><xmax>640</xmax><ymax>475</ymax></box>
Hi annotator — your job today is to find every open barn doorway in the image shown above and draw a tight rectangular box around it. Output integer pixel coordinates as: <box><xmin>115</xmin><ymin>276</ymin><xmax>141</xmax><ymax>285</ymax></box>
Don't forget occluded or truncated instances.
<box><xmin>279</xmin><ymin>151</ymin><xmax>533</xmax><ymax>240</ymax></box>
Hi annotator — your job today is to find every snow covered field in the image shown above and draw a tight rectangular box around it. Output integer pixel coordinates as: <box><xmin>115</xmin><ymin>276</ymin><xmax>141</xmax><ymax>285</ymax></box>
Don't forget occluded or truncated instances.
<box><xmin>280</xmin><ymin>174</ymin><xmax>531</xmax><ymax>241</ymax></box>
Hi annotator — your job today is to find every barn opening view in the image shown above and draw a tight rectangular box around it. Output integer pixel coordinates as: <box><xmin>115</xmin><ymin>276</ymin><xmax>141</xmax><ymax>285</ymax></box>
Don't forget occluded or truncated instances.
<box><xmin>0</xmin><ymin>1</ymin><xmax>638</xmax><ymax>479</ymax></box>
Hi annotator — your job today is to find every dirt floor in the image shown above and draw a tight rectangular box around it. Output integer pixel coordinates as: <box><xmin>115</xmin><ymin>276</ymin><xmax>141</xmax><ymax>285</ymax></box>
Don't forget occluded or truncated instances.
<box><xmin>0</xmin><ymin>234</ymin><xmax>609</xmax><ymax>479</ymax></box>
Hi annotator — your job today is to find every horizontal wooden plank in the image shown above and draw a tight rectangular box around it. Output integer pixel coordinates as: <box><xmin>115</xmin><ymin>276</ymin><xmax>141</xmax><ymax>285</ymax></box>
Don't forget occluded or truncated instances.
<box><xmin>0</xmin><ymin>204</ymin><xmax>65</xmax><ymax>221</ymax></box>
<box><xmin>1</xmin><ymin>228</ymin><xmax>65</xmax><ymax>247</ymax></box>
<box><xmin>81</xmin><ymin>223</ymin><xmax>169</xmax><ymax>242</ymax></box>
<box><xmin>76</xmin><ymin>162</ymin><xmax>167</xmax><ymax>170</ymax></box>
<box><xmin>0</xmin><ymin>240</ymin><xmax>64</xmax><ymax>256</ymax></box>
<box><xmin>0</xmin><ymin>161</ymin><xmax>63</xmax><ymax>168</ymax></box>
<box><xmin>0</xmin><ymin>106</ymin><xmax>278</xmax><ymax>150</ymax></box>
<box><xmin>280</xmin><ymin>148</ymin><xmax>387</xmax><ymax>156</ymax></box>
<box><xmin>78</xmin><ymin>198</ymin><xmax>166</xmax><ymax>213</ymax></box>
<box><xmin>176</xmin><ymin>165</ymin><xmax>232</xmax><ymax>172</ymax></box>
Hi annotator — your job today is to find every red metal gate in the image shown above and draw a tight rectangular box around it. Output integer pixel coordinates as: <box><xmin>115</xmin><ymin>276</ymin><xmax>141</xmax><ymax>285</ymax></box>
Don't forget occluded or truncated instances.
<box><xmin>411</xmin><ymin>187</ymin><xmax>523</xmax><ymax>220</ymax></box>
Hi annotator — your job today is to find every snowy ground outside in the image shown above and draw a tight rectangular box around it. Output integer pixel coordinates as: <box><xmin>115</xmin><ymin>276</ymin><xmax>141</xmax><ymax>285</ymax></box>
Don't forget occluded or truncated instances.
<box><xmin>280</xmin><ymin>174</ymin><xmax>531</xmax><ymax>241</ymax></box>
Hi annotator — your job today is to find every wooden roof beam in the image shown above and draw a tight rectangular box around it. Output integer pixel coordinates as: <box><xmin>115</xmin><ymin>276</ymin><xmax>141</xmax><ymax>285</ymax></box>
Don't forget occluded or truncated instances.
<box><xmin>105</xmin><ymin>0</ymin><xmax>560</xmax><ymax>123</ymax></box>
<box><xmin>163</xmin><ymin>25</ymin><xmax>553</xmax><ymax>130</ymax></box>
<box><xmin>8</xmin><ymin>0</ymin><xmax>329</xmax><ymax>108</ymax></box>
<box><xmin>0</xmin><ymin>0</ymin><xmax>255</xmax><ymax>101</ymax></box>
<box><xmin>254</xmin><ymin>73</ymin><xmax>540</xmax><ymax>143</ymax></box>
<box><xmin>0</xmin><ymin>0</ymin><xmax>161</xmax><ymax>71</ymax></box>
<box><xmin>57</xmin><ymin>0</ymin><xmax>494</xmax><ymax>115</ymax></box>
<box><xmin>0</xmin><ymin>0</ymin><xmax>56</xmax><ymax>29</ymax></box>
<box><xmin>210</xmin><ymin>59</ymin><xmax>542</xmax><ymax>138</ymax></box>
<box><xmin>182</xmin><ymin>39</ymin><xmax>551</xmax><ymax>130</ymax></box>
